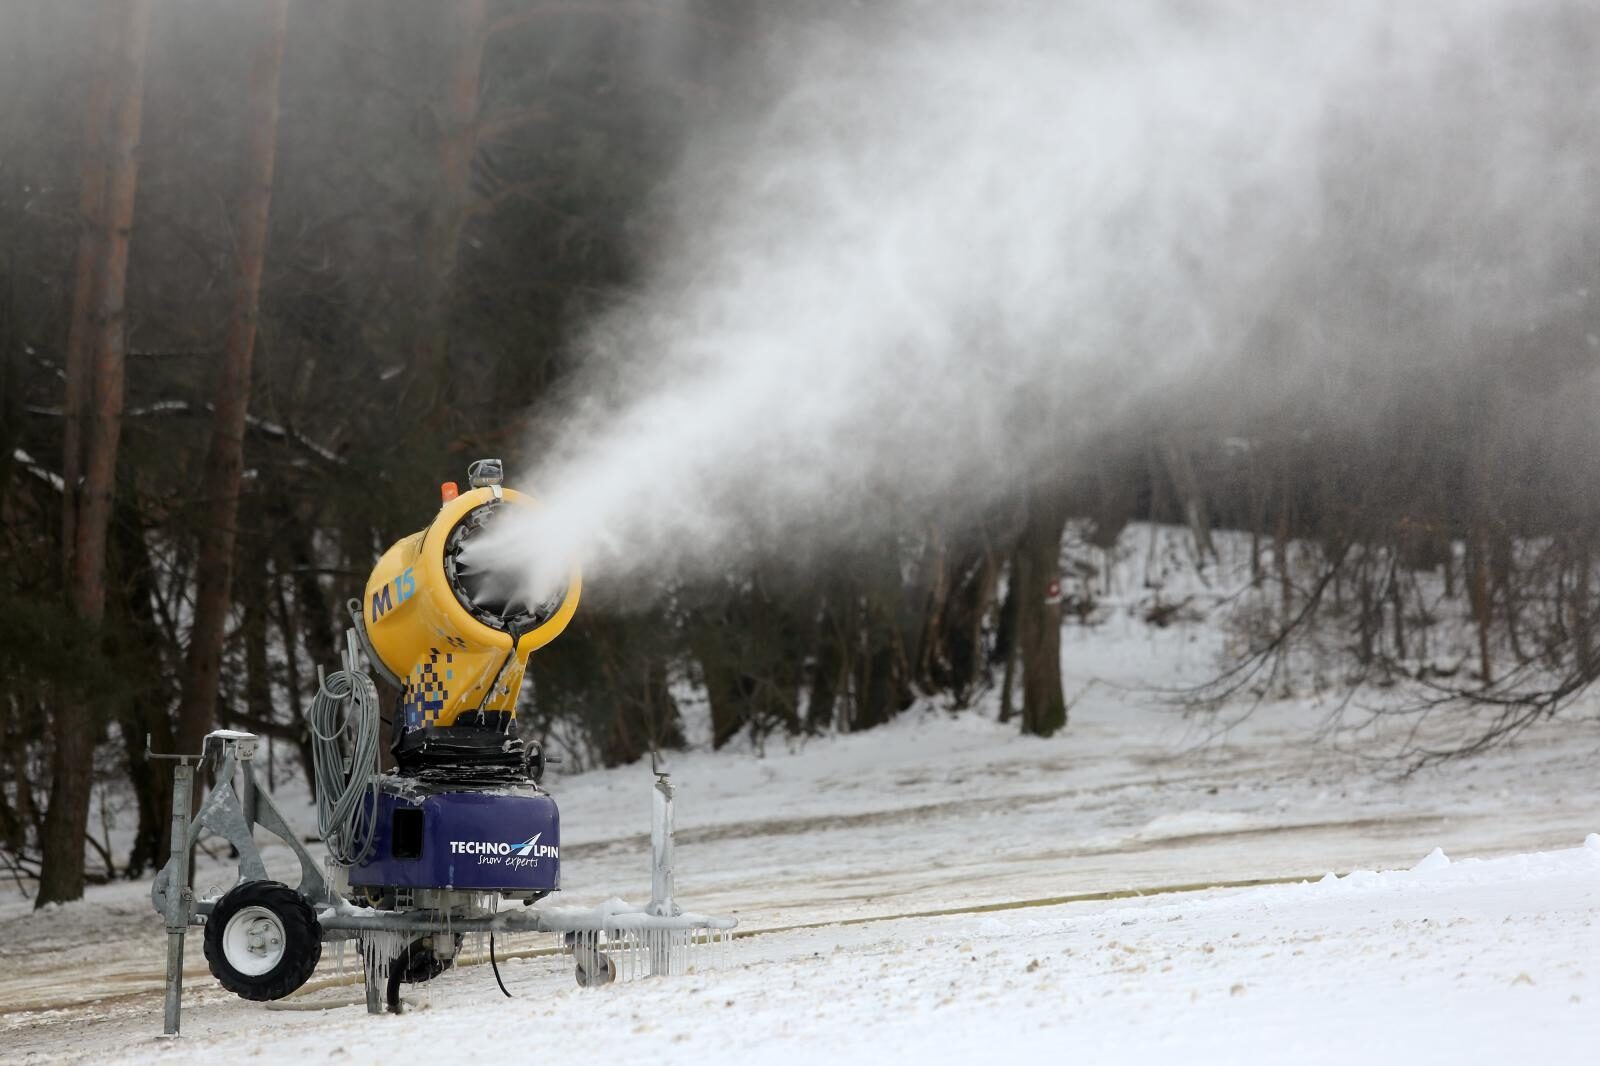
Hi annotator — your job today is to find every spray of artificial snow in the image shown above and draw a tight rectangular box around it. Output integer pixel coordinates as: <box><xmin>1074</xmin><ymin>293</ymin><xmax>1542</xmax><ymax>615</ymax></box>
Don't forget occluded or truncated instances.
<box><xmin>466</xmin><ymin>0</ymin><xmax>1600</xmax><ymax>604</ymax></box>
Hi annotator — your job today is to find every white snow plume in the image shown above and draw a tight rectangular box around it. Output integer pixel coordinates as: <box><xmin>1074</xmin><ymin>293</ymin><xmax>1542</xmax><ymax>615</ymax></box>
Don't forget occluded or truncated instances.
<box><xmin>471</xmin><ymin>0</ymin><xmax>1600</xmax><ymax>604</ymax></box>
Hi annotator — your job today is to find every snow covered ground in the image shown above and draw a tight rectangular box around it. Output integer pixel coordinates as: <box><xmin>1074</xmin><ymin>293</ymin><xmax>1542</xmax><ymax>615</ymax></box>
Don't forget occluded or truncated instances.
<box><xmin>2</xmin><ymin>527</ymin><xmax>1597</xmax><ymax>1062</ymax></box>
<box><xmin>100</xmin><ymin>842</ymin><xmax>1600</xmax><ymax>1066</ymax></box>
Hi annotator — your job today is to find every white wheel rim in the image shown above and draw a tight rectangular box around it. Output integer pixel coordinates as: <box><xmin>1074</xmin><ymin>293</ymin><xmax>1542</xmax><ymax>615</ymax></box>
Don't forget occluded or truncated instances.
<box><xmin>222</xmin><ymin>905</ymin><xmax>287</xmax><ymax>977</ymax></box>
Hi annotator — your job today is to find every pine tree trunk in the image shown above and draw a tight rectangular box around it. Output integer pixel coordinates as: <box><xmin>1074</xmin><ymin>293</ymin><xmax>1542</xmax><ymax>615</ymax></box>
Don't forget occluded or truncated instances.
<box><xmin>242</xmin><ymin>551</ymin><xmax>274</xmax><ymax>735</ymax></box>
<box><xmin>176</xmin><ymin>0</ymin><xmax>290</xmax><ymax>758</ymax></box>
<box><xmin>996</xmin><ymin>555</ymin><xmax>1019</xmax><ymax>724</ymax></box>
<box><xmin>806</xmin><ymin>608</ymin><xmax>844</xmax><ymax>733</ymax></box>
<box><xmin>1161</xmin><ymin>439</ymin><xmax>1215</xmax><ymax>564</ymax></box>
<box><xmin>851</xmin><ymin>595</ymin><xmax>910</xmax><ymax>732</ymax></box>
<box><xmin>1275</xmin><ymin>509</ymin><xmax>1292</xmax><ymax>625</ymax></box>
<box><xmin>1357</xmin><ymin>568</ymin><xmax>1375</xmax><ymax>666</ymax></box>
<box><xmin>854</xmin><ymin>642</ymin><xmax>902</xmax><ymax>731</ymax></box>
<box><xmin>913</xmin><ymin>528</ymin><xmax>949</xmax><ymax>690</ymax></box>
<box><xmin>1016</xmin><ymin>486</ymin><xmax>1069</xmax><ymax>738</ymax></box>
<box><xmin>1491</xmin><ymin>531</ymin><xmax>1524</xmax><ymax>663</ymax></box>
<box><xmin>60</xmin><ymin>5</ymin><xmax>119</xmax><ymax>583</ymax></box>
<box><xmin>288</xmin><ymin>529</ymin><xmax>338</xmax><ymax>671</ymax></box>
<box><xmin>1467</xmin><ymin>529</ymin><xmax>1494</xmax><ymax>685</ymax></box>
<box><xmin>692</xmin><ymin>620</ymin><xmax>747</xmax><ymax>749</ymax></box>
<box><xmin>644</xmin><ymin>657</ymin><xmax>686</xmax><ymax>751</ymax></box>
<box><xmin>936</xmin><ymin>548</ymin><xmax>997</xmax><ymax>707</ymax></box>
<box><xmin>1575</xmin><ymin>547</ymin><xmax>1594</xmax><ymax>678</ymax></box>
<box><xmin>271</xmin><ymin>572</ymin><xmax>319</xmax><ymax>795</ymax></box>
<box><xmin>1248</xmin><ymin>449</ymin><xmax>1265</xmax><ymax>589</ymax></box>
<box><xmin>111</xmin><ymin>496</ymin><xmax>171</xmax><ymax>875</ymax></box>
<box><xmin>1442</xmin><ymin>533</ymin><xmax>1455</xmax><ymax>599</ymax></box>
<box><xmin>412</xmin><ymin>0</ymin><xmax>487</xmax><ymax>397</ymax></box>
<box><xmin>1388</xmin><ymin>568</ymin><xmax>1407</xmax><ymax>664</ymax></box>
<box><xmin>39</xmin><ymin>0</ymin><xmax>152</xmax><ymax>908</ymax></box>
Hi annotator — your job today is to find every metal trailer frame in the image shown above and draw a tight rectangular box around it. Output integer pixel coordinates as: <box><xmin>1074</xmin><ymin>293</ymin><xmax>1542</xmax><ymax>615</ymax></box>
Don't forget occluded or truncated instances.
<box><xmin>150</xmin><ymin>732</ymin><xmax>733</xmax><ymax>1036</ymax></box>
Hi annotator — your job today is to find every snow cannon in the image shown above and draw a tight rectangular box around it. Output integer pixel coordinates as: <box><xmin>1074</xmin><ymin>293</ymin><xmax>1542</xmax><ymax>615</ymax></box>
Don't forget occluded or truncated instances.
<box><xmin>357</xmin><ymin>457</ymin><xmax>581</xmax><ymax>773</ymax></box>
<box><xmin>147</xmin><ymin>460</ymin><xmax>735</xmax><ymax>1036</ymax></box>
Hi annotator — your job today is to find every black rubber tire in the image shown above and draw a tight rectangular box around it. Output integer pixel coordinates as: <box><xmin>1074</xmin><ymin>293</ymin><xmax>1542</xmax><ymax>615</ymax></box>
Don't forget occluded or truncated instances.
<box><xmin>203</xmin><ymin>880</ymin><xmax>322</xmax><ymax>1002</ymax></box>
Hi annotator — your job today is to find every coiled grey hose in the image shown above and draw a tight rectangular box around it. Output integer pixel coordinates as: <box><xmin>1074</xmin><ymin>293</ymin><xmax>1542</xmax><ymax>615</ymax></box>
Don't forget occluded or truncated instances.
<box><xmin>309</xmin><ymin>657</ymin><xmax>381</xmax><ymax>866</ymax></box>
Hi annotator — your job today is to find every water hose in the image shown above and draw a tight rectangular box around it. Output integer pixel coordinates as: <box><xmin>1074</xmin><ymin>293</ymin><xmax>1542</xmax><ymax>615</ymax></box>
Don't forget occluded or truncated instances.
<box><xmin>308</xmin><ymin>634</ymin><xmax>381</xmax><ymax>866</ymax></box>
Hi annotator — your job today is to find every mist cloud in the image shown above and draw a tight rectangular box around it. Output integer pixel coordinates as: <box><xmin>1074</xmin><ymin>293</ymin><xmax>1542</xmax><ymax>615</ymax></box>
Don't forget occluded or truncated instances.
<box><xmin>469</xmin><ymin>0</ymin><xmax>1600</xmax><ymax>603</ymax></box>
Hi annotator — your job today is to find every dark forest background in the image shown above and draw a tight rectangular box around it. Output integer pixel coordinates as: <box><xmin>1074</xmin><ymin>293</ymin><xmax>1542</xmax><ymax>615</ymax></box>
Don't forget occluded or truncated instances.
<box><xmin>4</xmin><ymin>0</ymin><xmax>1600</xmax><ymax>906</ymax></box>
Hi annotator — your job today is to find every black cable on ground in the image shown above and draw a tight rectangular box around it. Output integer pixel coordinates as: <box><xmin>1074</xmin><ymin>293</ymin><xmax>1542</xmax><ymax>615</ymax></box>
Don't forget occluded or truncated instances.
<box><xmin>386</xmin><ymin>960</ymin><xmax>404</xmax><ymax>1014</ymax></box>
<box><xmin>490</xmin><ymin>934</ymin><xmax>513</xmax><ymax>997</ymax></box>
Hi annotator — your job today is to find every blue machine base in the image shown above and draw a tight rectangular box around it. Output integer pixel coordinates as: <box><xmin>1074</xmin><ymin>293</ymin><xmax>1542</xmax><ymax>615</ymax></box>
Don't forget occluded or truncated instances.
<box><xmin>349</xmin><ymin>781</ymin><xmax>560</xmax><ymax>893</ymax></box>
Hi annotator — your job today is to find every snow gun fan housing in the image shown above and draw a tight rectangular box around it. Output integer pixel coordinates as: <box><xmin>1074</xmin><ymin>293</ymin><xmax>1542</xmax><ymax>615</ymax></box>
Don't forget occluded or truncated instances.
<box><xmin>359</xmin><ymin>462</ymin><xmax>580</xmax><ymax>776</ymax></box>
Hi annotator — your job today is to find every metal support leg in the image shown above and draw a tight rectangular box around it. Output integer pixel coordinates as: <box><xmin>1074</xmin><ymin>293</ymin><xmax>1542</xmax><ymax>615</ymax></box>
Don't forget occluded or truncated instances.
<box><xmin>649</xmin><ymin>757</ymin><xmax>675</xmax><ymax>918</ymax></box>
<box><xmin>162</xmin><ymin>762</ymin><xmax>195</xmax><ymax>1037</ymax></box>
<box><xmin>649</xmin><ymin>756</ymin><xmax>676</xmax><ymax>977</ymax></box>
<box><xmin>362</xmin><ymin>939</ymin><xmax>383</xmax><ymax>1015</ymax></box>
<box><xmin>238</xmin><ymin>747</ymin><xmax>257</xmax><ymax>831</ymax></box>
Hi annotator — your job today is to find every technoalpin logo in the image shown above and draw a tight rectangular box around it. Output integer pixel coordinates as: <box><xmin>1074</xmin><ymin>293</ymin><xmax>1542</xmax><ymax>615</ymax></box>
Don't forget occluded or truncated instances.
<box><xmin>449</xmin><ymin>832</ymin><xmax>560</xmax><ymax>859</ymax></box>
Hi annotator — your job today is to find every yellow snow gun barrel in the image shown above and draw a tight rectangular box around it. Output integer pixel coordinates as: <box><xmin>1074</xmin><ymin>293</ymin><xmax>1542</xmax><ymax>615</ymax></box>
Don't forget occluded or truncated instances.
<box><xmin>355</xmin><ymin>459</ymin><xmax>579</xmax><ymax>770</ymax></box>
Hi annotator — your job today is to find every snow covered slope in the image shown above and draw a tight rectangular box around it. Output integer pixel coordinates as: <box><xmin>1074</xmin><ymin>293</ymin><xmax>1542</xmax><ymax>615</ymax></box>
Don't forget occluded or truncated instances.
<box><xmin>2</xmin><ymin>527</ymin><xmax>1596</xmax><ymax>1062</ymax></box>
